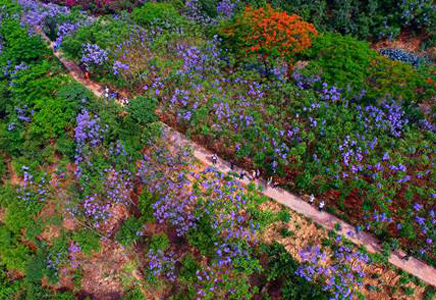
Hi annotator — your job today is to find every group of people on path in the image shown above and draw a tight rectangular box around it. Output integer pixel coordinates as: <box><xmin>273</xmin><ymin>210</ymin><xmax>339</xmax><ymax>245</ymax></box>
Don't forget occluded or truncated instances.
<box><xmin>308</xmin><ymin>194</ymin><xmax>325</xmax><ymax>212</ymax></box>
<box><xmin>211</xmin><ymin>154</ymin><xmax>283</xmax><ymax>190</ymax></box>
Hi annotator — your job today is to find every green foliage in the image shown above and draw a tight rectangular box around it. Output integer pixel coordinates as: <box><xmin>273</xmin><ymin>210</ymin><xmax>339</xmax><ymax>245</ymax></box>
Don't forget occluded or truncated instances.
<box><xmin>179</xmin><ymin>253</ymin><xmax>199</xmax><ymax>282</ymax></box>
<box><xmin>248</xmin><ymin>208</ymin><xmax>276</xmax><ymax>230</ymax></box>
<box><xmin>30</xmin><ymin>97</ymin><xmax>76</xmax><ymax>140</ymax></box>
<box><xmin>0</xmin><ymin>265</ymin><xmax>23</xmax><ymax>300</ymax></box>
<box><xmin>138</xmin><ymin>190</ymin><xmax>157</xmax><ymax>223</ymax></box>
<box><xmin>424</xmin><ymin>286</ymin><xmax>436</xmax><ymax>300</ymax></box>
<box><xmin>261</xmin><ymin>242</ymin><xmax>331</xmax><ymax>299</ymax></box>
<box><xmin>403</xmin><ymin>286</ymin><xmax>415</xmax><ymax>296</ymax></box>
<box><xmin>0</xmin><ymin>227</ymin><xmax>32</xmax><ymax>272</ymax></box>
<box><xmin>72</xmin><ymin>229</ymin><xmax>100</xmax><ymax>254</ymax></box>
<box><xmin>266</xmin><ymin>0</ymin><xmax>436</xmax><ymax>45</ymax></box>
<box><xmin>126</xmin><ymin>96</ymin><xmax>158</xmax><ymax>125</ymax></box>
<box><xmin>61</xmin><ymin>17</ymin><xmax>132</xmax><ymax>62</ymax></box>
<box><xmin>366</xmin><ymin>55</ymin><xmax>430</xmax><ymax>104</ymax></box>
<box><xmin>131</xmin><ymin>2</ymin><xmax>184</xmax><ymax>28</ymax></box>
<box><xmin>120</xmin><ymin>287</ymin><xmax>143</xmax><ymax>300</ymax></box>
<box><xmin>187</xmin><ymin>214</ymin><xmax>218</xmax><ymax>256</ymax></box>
<box><xmin>56</xmin><ymin>81</ymin><xmax>96</xmax><ymax>111</ymax></box>
<box><xmin>301</xmin><ymin>32</ymin><xmax>377</xmax><ymax>98</ymax></box>
<box><xmin>278</xmin><ymin>210</ymin><xmax>291</xmax><ymax>223</ymax></box>
<box><xmin>280</xmin><ymin>228</ymin><xmax>294</xmax><ymax>237</ymax></box>
<box><xmin>10</xmin><ymin>60</ymin><xmax>68</xmax><ymax>106</ymax></box>
<box><xmin>300</xmin><ymin>31</ymin><xmax>432</xmax><ymax>104</ymax></box>
<box><xmin>149</xmin><ymin>233</ymin><xmax>170</xmax><ymax>252</ymax></box>
<box><xmin>116</xmin><ymin>217</ymin><xmax>143</xmax><ymax>246</ymax></box>
<box><xmin>0</xmin><ymin>18</ymin><xmax>49</xmax><ymax>65</ymax></box>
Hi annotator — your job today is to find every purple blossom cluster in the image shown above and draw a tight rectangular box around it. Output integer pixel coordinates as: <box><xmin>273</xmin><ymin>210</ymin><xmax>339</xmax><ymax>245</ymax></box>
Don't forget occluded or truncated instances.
<box><xmin>112</xmin><ymin>60</ymin><xmax>130</xmax><ymax>76</ymax></box>
<box><xmin>295</xmin><ymin>236</ymin><xmax>369</xmax><ymax>300</ymax></box>
<box><xmin>68</xmin><ymin>241</ymin><xmax>81</xmax><ymax>268</ymax></box>
<box><xmin>81</xmin><ymin>43</ymin><xmax>109</xmax><ymax>66</ymax></box>
<box><xmin>17</xmin><ymin>167</ymin><xmax>49</xmax><ymax>204</ymax></box>
<box><xmin>46</xmin><ymin>251</ymin><xmax>64</xmax><ymax>274</ymax></box>
<box><xmin>147</xmin><ymin>249</ymin><xmax>176</xmax><ymax>282</ymax></box>
<box><xmin>355</xmin><ymin>103</ymin><xmax>409</xmax><ymax>138</ymax></box>
<box><xmin>195</xmin><ymin>266</ymin><xmax>224</xmax><ymax>299</ymax></box>
<box><xmin>17</xmin><ymin>0</ymin><xmax>70</xmax><ymax>27</ymax></box>
<box><xmin>15</xmin><ymin>105</ymin><xmax>33</xmax><ymax>123</ymax></box>
<box><xmin>319</xmin><ymin>82</ymin><xmax>341</xmax><ymax>102</ymax></box>
<box><xmin>55</xmin><ymin>21</ymin><xmax>84</xmax><ymax>48</ymax></box>
<box><xmin>216</xmin><ymin>0</ymin><xmax>239</xmax><ymax>20</ymax></box>
<box><xmin>102</xmin><ymin>166</ymin><xmax>133</xmax><ymax>206</ymax></box>
<box><xmin>74</xmin><ymin>110</ymin><xmax>108</xmax><ymax>177</ymax></box>
<box><xmin>82</xmin><ymin>194</ymin><xmax>113</xmax><ymax>231</ymax></box>
<box><xmin>175</xmin><ymin>36</ymin><xmax>222</xmax><ymax>81</ymax></box>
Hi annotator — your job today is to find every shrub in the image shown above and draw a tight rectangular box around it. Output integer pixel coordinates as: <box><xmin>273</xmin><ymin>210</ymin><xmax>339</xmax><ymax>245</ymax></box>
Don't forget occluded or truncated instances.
<box><xmin>57</xmin><ymin>81</ymin><xmax>95</xmax><ymax>110</ymax></box>
<box><xmin>277</xmin><ymin>210</ymin><xmax>291</xmax><ymax>223</ymax></box>
<box><xmin>261</xmin><ymin>242</ymin><xmax>330</xmax><ymax>299</ymax></box>
<box><xmin>115</xmin><ymin>217</ymin><xmax>143</xmax><ymax>246</ymax></box>
<box><xmin>424</xmin><ymin>286</ymin><xmax>436</xmax><ymax>300</ymax></box>
<box><xmin>301</xmin><ymin>31</ymin><xmax>377</xmax><ymax>98</ymax></box>
<box><xmin>131</xmin><ymin>3</ymin><xmax>184</xmax><ymax>28</ymax></box>
<box><xmin>126</xmin><ymin>96</ymin><xmax>158</xmax><ymax>126</ymax></box>
<box><xmin>149</xmin><ymin>233</ymin><xmax>170</xmax><ymax>252</ymax></box>
<box><xmin>366</xmin><ymin>55</ymin><xmax>430</xmax><ymax>104</ymax></box>
<box><xmin>138</xmin><ymin>190</ymin><xmax>158</xmax><ymax>223</ymax></box>
<box><xmin>179</xmin><ymin>253</ymin><xmax>199</xmax><ymax>282</ymax></box>
<box><xmin>71</xmin><ymin>229</ymin><xmax>100</xmax><ymax>254</ymax></box>
<box><xmin>30</xmin><ymin>97</ymin><xmax>77</xmax><ymax>140</ymax></box>
<box><xmin>221</xmin><ymin>5</ymin><xmax>318</xmax><ymax>75</ymax></box>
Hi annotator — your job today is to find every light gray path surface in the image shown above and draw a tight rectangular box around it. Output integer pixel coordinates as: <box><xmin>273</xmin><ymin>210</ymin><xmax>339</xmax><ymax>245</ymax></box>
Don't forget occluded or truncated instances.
<box><xmin>36</xmin><ymin>27</ymin><xmax>436</xmax><ymax>287</ymax></box>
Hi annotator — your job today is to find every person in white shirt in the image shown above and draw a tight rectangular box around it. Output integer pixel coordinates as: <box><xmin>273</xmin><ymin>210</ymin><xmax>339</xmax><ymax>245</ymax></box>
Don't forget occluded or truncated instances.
<box><xmin>212</xmin><ymin>154</ymin><xmax>217</xmax><ymax>165</ymax></box>
<box><xmin>104</xmin><ymin>87</ymin><xmax>109</xmax><ymax>104</ymax></box>
<box><xmin>309</xmin><ymin>194</ymin><xmax>315</xmax><ymax>205</ymax></box>
<box><xmin>319</xmin><ymin>200</ymin><xmax>325</xmax><ymax>212</ymax></box>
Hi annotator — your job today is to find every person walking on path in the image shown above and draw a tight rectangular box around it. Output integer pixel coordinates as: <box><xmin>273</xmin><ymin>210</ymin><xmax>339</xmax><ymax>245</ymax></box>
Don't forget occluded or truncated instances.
<box><xmin>84</xmin><ymin>63</ymin><xmax>90</xmax><ymax>83</ymax></box>
<box><xmin>252</xmin><ymin>170</ymin><xmax>256</xmax><ymax>179</ymax></box>
<box><xmin>255</xmin><ymin>169</ymin><xmax>261</xmax><ymax>179</ymax></box>
<box><xmin>267</xmin><ymin>177</ymin><xmax>273</xmax><ymax>187</ymax></box>
<box><xmin>104</xmin><ymin>86</ymin><xmax>110</xmax><ymax>105</ymax></box>
<box><xmin>309</xmin><ymin>194</ymin><xmax>315</xmax><ymax>205</ymax></box>
<box><xmin>318</xmin><ymin>200</ymin><xmax>325</xmax><ymax>212</ymax></box>
<box><xmin>230</xmin><ymin>162</ymin><xmax>235</xmax><ymax>171</ymax></box>
<box><xmin>403</xmin><ymin>249</ymin><xmax>413</xmax><ymax>261</ymax></box>
<box><xmin>239</xmin><ymin>171</ymin><xmax>246</xmax><ymax>180</ymax></box>
<box><xmin>212</xmin><ymin>154</ymin><xmax>217</xmax><ymax>165</ymax></box>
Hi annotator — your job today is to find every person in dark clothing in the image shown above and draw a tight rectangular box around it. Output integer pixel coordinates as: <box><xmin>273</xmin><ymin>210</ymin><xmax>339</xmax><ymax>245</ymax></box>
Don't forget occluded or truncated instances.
<box><xmin>403</xmin><ymin>249</ymin><xmax>413</xmax><ymax>261</ymax></box>
<box><xmin>212</xmin><ymin>154</ymin><xmax>217</xmax><ymax>165</ymax></box>
<box><xmin>239</xmin><ymin>171</ymin><xmax>245</xmax><ymax>179</ymax></box>
<box><xmin>230</xmin><ymin>162</ymin><xmax>235</xmax><ymax>170</ymax></box>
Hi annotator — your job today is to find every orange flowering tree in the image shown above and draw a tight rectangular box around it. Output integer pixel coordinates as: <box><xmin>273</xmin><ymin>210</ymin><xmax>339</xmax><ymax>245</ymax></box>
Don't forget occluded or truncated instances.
<box><xmin>222</xmin><ymin>5</ymin><xmax>318</xmax><ymax>76</ymax></box>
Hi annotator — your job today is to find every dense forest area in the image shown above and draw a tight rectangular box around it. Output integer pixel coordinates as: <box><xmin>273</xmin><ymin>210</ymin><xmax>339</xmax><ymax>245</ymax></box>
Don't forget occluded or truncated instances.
<box><xmin>1</xmin><ymin>0</ymin><xmax>436</xmax><ymax>299</ymax></box>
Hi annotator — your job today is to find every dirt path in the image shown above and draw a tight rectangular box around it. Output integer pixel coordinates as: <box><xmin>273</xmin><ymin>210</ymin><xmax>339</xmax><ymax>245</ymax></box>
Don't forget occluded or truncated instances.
<box><xmin>35</xmin><ymin>27</ymin><xmax>436</xmax><ymax>288</ymax></box>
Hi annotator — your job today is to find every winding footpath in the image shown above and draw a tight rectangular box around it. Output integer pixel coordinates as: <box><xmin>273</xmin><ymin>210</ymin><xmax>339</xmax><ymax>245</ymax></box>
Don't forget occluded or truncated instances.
<box><xmin>35</xmin><ymin>27</ymin><xmax>436</xmax><ymax>287</ymax></box>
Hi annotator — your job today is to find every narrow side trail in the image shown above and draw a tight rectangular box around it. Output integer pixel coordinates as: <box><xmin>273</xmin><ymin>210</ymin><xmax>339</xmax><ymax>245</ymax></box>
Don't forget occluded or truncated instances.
<box><xmin>35</xmin><ymin>27</ymin><xmax>436</xmax><ymax>287</ymax></box>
